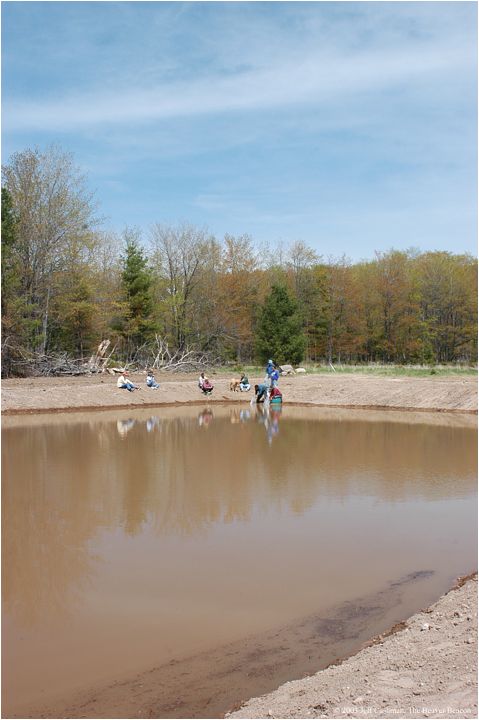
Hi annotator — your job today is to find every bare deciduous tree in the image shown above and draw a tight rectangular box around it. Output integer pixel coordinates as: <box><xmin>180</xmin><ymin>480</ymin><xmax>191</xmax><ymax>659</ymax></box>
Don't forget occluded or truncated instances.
<box><xmin>2</xmin><ymin>145</ymin><xmax>101</xmax><ymax>354</ymax></box>
<box><xmin>149</xmin><ymin>223</ymin><xmax>214</xmax><ymax>350</ymax></box>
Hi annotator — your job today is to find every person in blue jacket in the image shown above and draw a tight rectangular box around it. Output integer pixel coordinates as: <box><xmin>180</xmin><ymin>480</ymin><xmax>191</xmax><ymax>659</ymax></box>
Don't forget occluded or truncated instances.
<box><xmin>266</xmin><ymin>359</ymin><xmax>275</xmax><ymax>379</ymax></box>
<box><xmin>269</xmin><ymin>366</ymin><xmax>280</xmax><ymax>388</ymax></box>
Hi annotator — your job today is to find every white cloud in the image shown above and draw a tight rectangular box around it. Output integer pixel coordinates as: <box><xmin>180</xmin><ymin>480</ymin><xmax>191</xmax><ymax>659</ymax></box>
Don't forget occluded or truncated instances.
<box><xmin>4</xmin><ymin>39</ymin><xmax>471</xmax><ymax>132</ymax></box>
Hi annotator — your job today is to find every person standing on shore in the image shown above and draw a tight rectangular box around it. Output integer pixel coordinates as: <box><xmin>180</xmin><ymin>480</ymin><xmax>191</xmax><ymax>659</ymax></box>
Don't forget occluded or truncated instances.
<box><xmin>269</xmin><ymin>366</ymin><xmax>280</xmax><ymax>388</ymax></box>
<box><xmin>265</xmin><ymin>359</ymin><xmax>275</xmax><ymax>381</ymax></box>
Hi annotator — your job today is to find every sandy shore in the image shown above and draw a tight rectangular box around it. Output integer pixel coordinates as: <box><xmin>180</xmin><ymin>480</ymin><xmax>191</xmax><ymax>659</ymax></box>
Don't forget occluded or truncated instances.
<box><xmin>228</xmin><ymin>576</ymin><xmax>478</xmax><ymax>720</ymax></box>
<box><xmin>1</xmin><ymin>372</ymin><xmax>477</xmax><ymax>415</ymax></box>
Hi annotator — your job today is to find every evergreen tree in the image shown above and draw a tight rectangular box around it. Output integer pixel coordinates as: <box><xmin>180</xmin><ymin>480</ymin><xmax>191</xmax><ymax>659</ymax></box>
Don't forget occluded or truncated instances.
<box><xmin>1</xmin><ymin>187</ymin><xmax>18</xmax><ymax>318</ymax></box>
<box><xmin>52</xmin><ymin>272</ymin><xmax>98</xmax><ymax>357</ymax></box>
<box><xmin>255</xmin><ymin>284</ymin><xmax>306</xmax><ymax>365</ymax></box>
<box><xmin>120</xmin><ymin>230</ymin><xmax>156</xmax><ymax>355</ymax></box>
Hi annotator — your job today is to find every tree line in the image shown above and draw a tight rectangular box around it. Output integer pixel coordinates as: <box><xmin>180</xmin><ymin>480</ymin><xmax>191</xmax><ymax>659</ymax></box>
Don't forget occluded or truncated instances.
<box><xmin>2</xmin><ymin>146</ymin><xmax>477</xmax><ymax>376</ymax></box>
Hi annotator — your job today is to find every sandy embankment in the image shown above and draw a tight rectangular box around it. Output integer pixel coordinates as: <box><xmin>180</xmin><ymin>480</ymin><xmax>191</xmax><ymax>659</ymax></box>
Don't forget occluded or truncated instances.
<box><xmin>228</xmin><ymin>576</ymin><xmax>478</xmax><ymax>720</ymax></box>
<box><xmin>1</xmin><ymin>372</ymin><xmax>477</xmax><ymax>414</ymax></box>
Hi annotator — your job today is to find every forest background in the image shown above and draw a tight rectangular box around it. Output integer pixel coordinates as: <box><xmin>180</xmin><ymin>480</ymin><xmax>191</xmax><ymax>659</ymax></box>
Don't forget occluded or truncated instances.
<box><xmin>1</xmin><ymin>146</ymin><xmax>477</xmax><ymax>377</ymax></box>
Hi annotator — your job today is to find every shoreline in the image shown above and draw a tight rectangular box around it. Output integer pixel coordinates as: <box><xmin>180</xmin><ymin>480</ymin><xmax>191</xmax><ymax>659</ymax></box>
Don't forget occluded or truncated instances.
<box><xmin>2</xmin><ymin>373</ymin><xmax>477</xmax><ymax>416</ymax></box>
<box><xmin>228</xmin><ymin>575</ymin><xmax>478</xmax><ymax>720</ymax></box>
<box><xmin>4</xmin><ymin>401</ymin><xmax>477</xmax><ymax>417</ymax></box>
<box><xmin>6</xmin><ymin>574</ymin><xmax>477</xmax><ymax>719</ymax></box>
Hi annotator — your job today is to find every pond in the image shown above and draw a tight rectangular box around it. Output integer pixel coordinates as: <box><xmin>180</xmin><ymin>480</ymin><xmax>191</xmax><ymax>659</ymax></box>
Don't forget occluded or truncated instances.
<box><xmin>2</xmin><ymin>405</ymin><xmax>477</xmax><ymax>718</ymax></box>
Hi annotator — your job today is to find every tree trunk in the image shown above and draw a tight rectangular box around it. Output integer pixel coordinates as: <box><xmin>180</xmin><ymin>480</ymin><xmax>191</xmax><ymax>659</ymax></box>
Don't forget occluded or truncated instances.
<box><xmin>41</xmin><ymin>286</ymin><xmax>51</xmax><ymax>355</ymax></box>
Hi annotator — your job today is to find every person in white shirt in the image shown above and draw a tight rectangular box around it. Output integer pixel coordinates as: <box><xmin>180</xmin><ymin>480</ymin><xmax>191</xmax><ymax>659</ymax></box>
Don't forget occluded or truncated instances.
<box><xmin>117</xmin><ymin>371</ymin><xmax>138</xmax><ymax>392</ymax></box>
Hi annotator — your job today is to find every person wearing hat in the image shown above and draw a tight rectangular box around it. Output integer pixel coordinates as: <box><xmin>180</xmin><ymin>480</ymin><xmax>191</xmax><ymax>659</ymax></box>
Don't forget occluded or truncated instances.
<box><xmin>117</xmin><ymin>370</ymin><xmax>139</xmax><ymax>392</ymax></box>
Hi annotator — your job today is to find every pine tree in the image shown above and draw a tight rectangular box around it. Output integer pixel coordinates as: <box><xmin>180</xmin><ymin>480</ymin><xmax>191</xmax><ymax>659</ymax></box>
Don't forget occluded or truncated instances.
<box><xmin>255</xmin><ymin>284</ymin><xmax>306</xmax><ymax>365</ymax></box>
<box><xmin>1</xmin><ymin>187</ymin><xmax>18</xmax><ymax>318</ymax></box>
<box><xmin>120</xmin><ymin>230</ymin><xmax>156</xmax><ymax>355</ymax></box>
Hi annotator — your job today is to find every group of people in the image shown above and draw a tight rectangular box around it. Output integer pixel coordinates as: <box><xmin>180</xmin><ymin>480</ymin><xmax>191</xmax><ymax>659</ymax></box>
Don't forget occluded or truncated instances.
<box><xmin>116</xmin><ymin>370</ymin><xmax>159</xmax><ymax>392</ymax></box>
<box><xmin>116</xmin><ymin>361</ymin><xmax>282</xmax><ymax>403</ymax></box>
<box><xmin>254</xmin><ymin>359</ymin><xmax>282</xmax><ymax>404</ymax></box>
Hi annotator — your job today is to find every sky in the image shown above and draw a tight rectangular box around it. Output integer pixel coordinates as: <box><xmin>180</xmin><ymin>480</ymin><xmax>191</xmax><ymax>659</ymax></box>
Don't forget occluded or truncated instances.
<box><xmin>1</xmin><ymin>1</ymin><xmax>477</xmax><ymax>261</ymax></box>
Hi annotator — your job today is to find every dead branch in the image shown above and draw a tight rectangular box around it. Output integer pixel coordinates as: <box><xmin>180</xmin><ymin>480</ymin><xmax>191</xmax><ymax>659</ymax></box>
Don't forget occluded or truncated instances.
<box><xmin>142</xmin><ymin>335</ymin><xmax>219</xmax><ymax>372</ymax></box>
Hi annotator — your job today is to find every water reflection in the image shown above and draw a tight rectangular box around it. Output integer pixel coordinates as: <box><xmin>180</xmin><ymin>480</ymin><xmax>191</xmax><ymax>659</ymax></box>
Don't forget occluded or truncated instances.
<box><xmin>2</xmin><ymin>408</ymin><xmax>476</xmax><ymax>715</ymax></box>
<box><xmin>146</xmin><ymin>416</ymin><xmax>160</xmax><ymax>433</ymax></box>
<box><xmin>198</xmin><ymin>408</ymin><xmax>214</xmax><ymax>428</ymax></box>
<box><xmin>255</xmin><ymin>404</ymin><xmax>282</xmax><ymax>444</ymax></box>
<box><xmin>3</xmin><ymin>410</ymin><xmax>476</xmax><ymax>629</ymax></box>
<box><xmin>117</xmin><ymin>418</ymin><xmax>136</xmax><ymax>437</ymax></box>
<box><xmin>115</xmin><ymin>407</ymin><xmax>283</xmax><ymax>439</ymax></box>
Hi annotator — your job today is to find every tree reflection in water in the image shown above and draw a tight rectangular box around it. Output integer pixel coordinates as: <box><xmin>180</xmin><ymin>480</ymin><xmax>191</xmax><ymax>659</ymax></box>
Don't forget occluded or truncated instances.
<box><xmin>2</xmin><ymin>410</ymin><xmax>476</xmax><ymax>629</ymax></box>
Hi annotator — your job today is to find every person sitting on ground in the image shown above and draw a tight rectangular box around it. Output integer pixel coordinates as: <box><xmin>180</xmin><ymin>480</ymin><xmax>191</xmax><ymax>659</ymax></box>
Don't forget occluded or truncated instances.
<box><xmin>254</xmin><ymin>382</ymin><xmax>269</xmax><ymax>403</ymax></box>
<box><xmin>146</xmin><ymin>370</ymin><xmax>160</xmax><ymax>389</ymax></box>
<box><xmin>117</xmin><ymin>370</ymin><xmax>139</xmax><ymax>392</ymax></box>
<box><xmin>199</xmin><ymin>372</ymin><xmax>214</xmax><ymax>394</ymax></box>
<box><xmin>239</xmin><ymin>373</ymin><xmax>251</xmax><ymax>391</ymax></box>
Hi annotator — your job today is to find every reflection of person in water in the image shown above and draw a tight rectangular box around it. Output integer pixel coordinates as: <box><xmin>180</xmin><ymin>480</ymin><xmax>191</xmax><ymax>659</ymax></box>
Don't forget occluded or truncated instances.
<box><xmin>198</xmin><ymin>408</ymin><xmax>214</xmax><ymax>428</ymax></box>
<box><xmin>268</xmin><ymin>407</ymin><xmax>282</xmax><ymax>443</ymax></box>
<box><xmin>146</xmin><ymin>416</ymin><xmax>160</xmax><ymax>432</ymax></box>
<box><xmin>255</xmin><ymin>404</ymin><xmax>282</xmax><ymax>444</ymax></box>
<box><xmin>255</xmin><ymin>403</ymin><xmax>268</xmax><ymax>425</ymax></box>
<box><xmin>116</xmin><ymin>419</ymin><xmax>136</xmax><ymax>437</ymax></box>
<box><xmin>239</xmin><ymin>408</ymin><xmax>251</xmax><ymax>422</ymax></box>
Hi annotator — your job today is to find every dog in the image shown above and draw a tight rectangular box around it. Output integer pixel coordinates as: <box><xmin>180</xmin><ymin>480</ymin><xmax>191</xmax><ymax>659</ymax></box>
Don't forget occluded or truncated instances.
<box><xmin>230</xmin><ymin>378</ymin><xmax>241</xmax><ymax>392</ymax></box>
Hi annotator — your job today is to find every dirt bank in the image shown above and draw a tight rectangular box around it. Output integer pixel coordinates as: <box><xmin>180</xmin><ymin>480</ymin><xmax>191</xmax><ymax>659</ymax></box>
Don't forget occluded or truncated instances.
<box><xmin>228</xmin><ymin>576</ymin><xmax>478</xmax><ymax>720</ymax></box>
<box><xmin>2</xmin><ymin>373</ymin><xmax>477</xmax><ymax>414</ymax></box>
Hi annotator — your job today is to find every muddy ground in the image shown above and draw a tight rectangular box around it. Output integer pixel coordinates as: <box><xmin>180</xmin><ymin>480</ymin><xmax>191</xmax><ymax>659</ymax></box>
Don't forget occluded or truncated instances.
<box><xmin>2</xmin><ymin>372</ymin><xmax>477</xmax><ymax>414</ymax></box>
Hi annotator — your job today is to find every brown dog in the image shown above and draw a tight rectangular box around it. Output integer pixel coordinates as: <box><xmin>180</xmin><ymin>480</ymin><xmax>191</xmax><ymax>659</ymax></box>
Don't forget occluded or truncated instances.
<box><xmin>229</xmin><ymin>379</ymin><xmax>241</xmax><ymax>392</ymax></box>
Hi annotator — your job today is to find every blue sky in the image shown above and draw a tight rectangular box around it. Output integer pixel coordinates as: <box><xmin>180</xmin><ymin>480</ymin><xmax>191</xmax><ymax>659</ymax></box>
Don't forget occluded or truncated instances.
<box><xmin>2</xmin><ymin>1</ymin><xmax>477</xmax><ymax>261</ymax></box>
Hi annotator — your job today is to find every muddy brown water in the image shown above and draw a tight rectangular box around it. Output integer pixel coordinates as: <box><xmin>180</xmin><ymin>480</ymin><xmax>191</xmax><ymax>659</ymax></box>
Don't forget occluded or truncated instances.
<box><xmin>2</xmin><ymin>405</ymin><xmax>477</xmax><ymax>718</ymax></box>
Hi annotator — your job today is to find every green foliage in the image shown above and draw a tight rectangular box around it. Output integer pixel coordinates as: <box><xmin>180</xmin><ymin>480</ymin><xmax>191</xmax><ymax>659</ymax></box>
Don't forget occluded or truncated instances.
<box><xmin>255</xmin><ymin>284</ymin><xmax>306</xmax><ymax>365</ymax></box>
<box><xmin>120</xmin><ymin>230</ymin><xmax>157</xmax><ymax>354</ymax></box>
<box><xmin>51</xmin><ymin>273</ymin><xmax>98</xmax><ymax>356</ymax></box>
<box><xmin>1</xmin><ymin>144</ymin><xmax>478</xmax><ymax>375</ymax></box>
<box><xmin>1</xmin><ymin>187</ymin><xmax>19</xmax><ymax>314</ymax></box>
<box><xmin>2</xmin><ymin>146</ymin><xmax>100</xmax><ymax>360</ymax></box>
<box><xmin>1</xmin><ymin>187</ymin><xmax>16</xmax><ymax>251</ymax></box>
